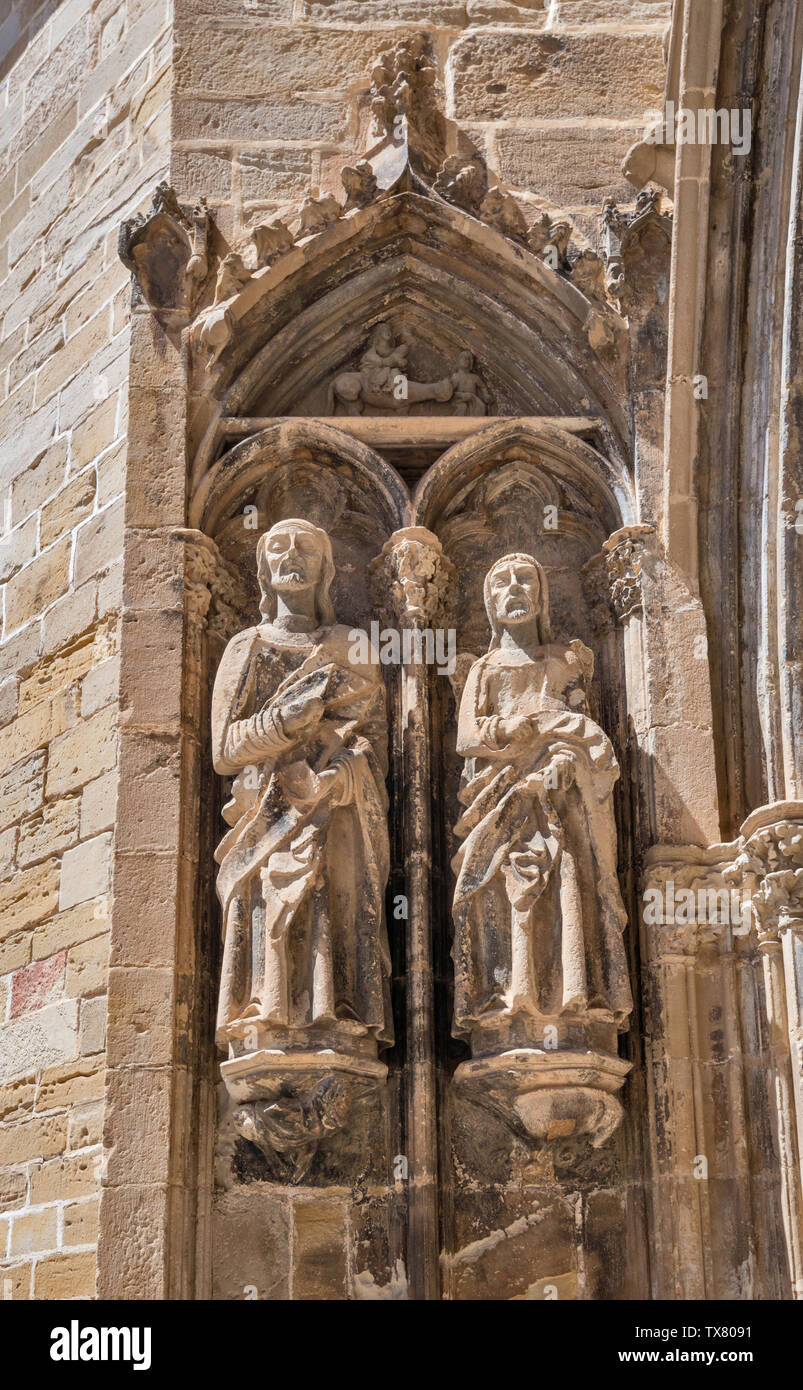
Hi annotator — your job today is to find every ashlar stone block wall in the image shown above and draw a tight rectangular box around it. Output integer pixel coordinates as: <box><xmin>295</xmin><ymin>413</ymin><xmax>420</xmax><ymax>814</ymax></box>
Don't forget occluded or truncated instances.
<box><xmin>172</xmin><ymin>0</ymin><xmax>669</xmax><ymax>254</ymax></box>
<box><xmin>0</xmin><ymin>0</ymin><xmax>171</xmax><ymax>1300</ymax></box>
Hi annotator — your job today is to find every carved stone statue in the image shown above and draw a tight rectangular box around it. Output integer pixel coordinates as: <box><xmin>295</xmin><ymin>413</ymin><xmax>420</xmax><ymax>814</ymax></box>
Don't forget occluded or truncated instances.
<box><xmin>450</xmin><ymin>553</ymin><xmax>633</xmax><ymax>1148</ymax></box>
<box><xmin>212</xmin><ymin>519</ymin><xmax>393</xmax><ymax>1057</ymax></box>
<box><xmin>452</xmin><ymin>553</ymin><xmax>632</xmax><ymax>1079</ymax></box>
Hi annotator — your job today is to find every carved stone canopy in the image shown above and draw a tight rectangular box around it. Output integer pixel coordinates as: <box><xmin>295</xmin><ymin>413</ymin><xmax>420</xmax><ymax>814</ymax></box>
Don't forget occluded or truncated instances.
<box><xmin>603</xmin><ymin>191</ymin><xmax>673</xmax><ymax>317</ymax></box>
<box><xmin>118</xmin><ymin>182</ymin><xmax>208</xmax><ymax>313</ymax></box>
<box><xmin>582</xmin><ymin>524</ymin><xmax>657</xmax><ymax>629</ymax></box>
<box><xmin>455</xmin><ymin>1051</ymin><xmax>632</xmax><ymax>1151</ymax></box>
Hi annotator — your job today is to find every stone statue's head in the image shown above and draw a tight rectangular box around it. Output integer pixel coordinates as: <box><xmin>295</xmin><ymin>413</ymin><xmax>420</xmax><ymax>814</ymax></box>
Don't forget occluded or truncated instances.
<box><xmin>370</xmin><ymin>322</ymin><xmax>394</xmax><ymax>353</ymax></box>
<box><xmin>484</xmin><ymin>552</ymin><xmax>553</xmax><ymax>648</ymax></box>
<box><xmin>256</xmin><ymin>518</ymin><xmax>336</xmax><ymax>624</ymax></box>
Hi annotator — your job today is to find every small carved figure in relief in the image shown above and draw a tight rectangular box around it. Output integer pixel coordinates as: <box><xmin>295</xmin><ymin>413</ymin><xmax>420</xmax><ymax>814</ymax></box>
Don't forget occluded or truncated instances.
<box><xmin>212</xmin><ymin>519</ymin><xmax>393</xmax><ymax>1054</ymax></box>
<box><xmin>452</xmin><ymin>554</ymin><xmax>633</xmax><ymax>1051</ymax></box>
<box><xmin>199</xmin><ymin>253</ymin><xmax>252</xmax><ymax>371</ymax></box>
<box><xmin>479</xmin><ymin>186</ymin><xmax>528</xmax><ymax>241</ymax></box>
<box><xmin>297</xmin><ymin>192</ymin><xmax>341</xmax><ymax>237</ymax></box>
<box><xmin>341</xmin><ymin>159</ymin><xmax>378</xmax><ymax>211</ymax></box>
<box><xmin>450</xmin><ymin>349</ymin><xmax>490</xmax><ymax>416</ymax></box>
<box><xmin>252</xmin><ymin>219</ymin><xmax>294</xmax><ymax>268</ymax></box>
<box><xmin>571</xmin><ymin>249</ymin><xmax>608</xmax><ymax>304</ymax></box>
<box><xmin>528</xmin><ymin>213</ymin><xmax>573</xmax><ymax>269</ymax></box>
<box><xmin>328</xmin><ymin>321</ymin><xmax>454</xmax><ymax>414</ymax></box>
<box><xmin>433</xmin><ymin>154</ymin><xmax>487</xmax><ymax>212</ymax></box>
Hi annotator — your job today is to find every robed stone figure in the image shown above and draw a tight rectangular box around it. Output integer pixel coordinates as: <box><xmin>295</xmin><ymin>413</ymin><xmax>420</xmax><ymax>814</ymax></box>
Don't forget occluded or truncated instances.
<box><xmin>452</xmin><ymin>553</ymin><xmax>633</xmax><ymax>1052</ymax></box>
<box><xmin>212</xmin><ymin>519</ymin><xmax>393</xmax><ymax>1055</ymax></box>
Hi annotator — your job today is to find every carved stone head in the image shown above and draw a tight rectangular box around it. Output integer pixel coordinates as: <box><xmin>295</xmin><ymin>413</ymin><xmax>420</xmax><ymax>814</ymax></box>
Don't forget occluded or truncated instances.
<box><xmin>256</xmin><ymin>518</ymin><xmax>336</xmax><ymax>624</ymax></box>
<box><xmin>484</xmin><ymin>552</ymin><xmax>553</xmax><ymax>648</ymax></box>
<box><xmin>370</xmin><ymin>322</ymin><xmax>395</xmax><ymax>354</ymax></box>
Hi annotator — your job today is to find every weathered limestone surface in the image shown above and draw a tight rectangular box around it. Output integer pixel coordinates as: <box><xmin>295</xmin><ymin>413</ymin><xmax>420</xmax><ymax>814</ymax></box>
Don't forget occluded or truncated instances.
<box><xmin>0</xmin><ymin>0</ymin><xmax>171</xmax><ymax>1299</ymax></box>
<box><xmin>1</xmin><ymin>0</ymin><xmax>800</xmax><ymax>1307</ymax></box>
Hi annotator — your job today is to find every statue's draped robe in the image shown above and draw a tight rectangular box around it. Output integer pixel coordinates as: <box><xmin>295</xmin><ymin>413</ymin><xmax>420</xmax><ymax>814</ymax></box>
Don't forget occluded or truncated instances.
<box><xmin>212</xmin><ymin>623</ymin><xmax>392</xmax><ymax>1048</ymax></box>
<box><xmin>452</xmin><ymin>641</ymin><xmax>633</xmax><ymax>1039</ymax></box>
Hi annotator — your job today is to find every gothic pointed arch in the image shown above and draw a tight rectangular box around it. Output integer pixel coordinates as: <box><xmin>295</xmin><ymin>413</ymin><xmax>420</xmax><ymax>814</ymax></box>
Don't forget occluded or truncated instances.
<box><xmin>188</xmin><ymin>192</ymin><xmax>630</xmax><ymax>499</ymax></box>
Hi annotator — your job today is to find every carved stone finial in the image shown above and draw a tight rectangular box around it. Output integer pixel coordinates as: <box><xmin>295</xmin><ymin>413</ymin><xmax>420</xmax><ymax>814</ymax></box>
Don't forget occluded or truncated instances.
<box><xmin>369</xmin><ymin>31</ymin><xmax>438</xmax><ymax>140</ymax></box>
<box><xmin>185</xmin><ymin>199</ymin><xmax>210</xmax><ymax>300</ymax></box>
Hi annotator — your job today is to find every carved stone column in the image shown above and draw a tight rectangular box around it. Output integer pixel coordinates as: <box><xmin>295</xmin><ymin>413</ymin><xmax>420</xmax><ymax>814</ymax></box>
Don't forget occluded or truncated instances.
<box><xmin>641</xmin><ymin>803</ymin><xmax>803</xmax><ymax>1299</ymax></box>
<box><xmin>584</xmin><ymin>524</ymin><xmax>720</xmax><ymax>845</ymax></box>
<box><xmin>370</xmin><ymin>527</ymin><xmax>454</xmax><ymax>1301</ymax></box>
<box><xmin>731</xmin><ymin>805</ymin><xmax>803</xmax><ymax>1297</ymax></box>
<box><xmin>603</xmin><ymin>193</ymin><xmax>673</xmax><ymax>541</ymax></box>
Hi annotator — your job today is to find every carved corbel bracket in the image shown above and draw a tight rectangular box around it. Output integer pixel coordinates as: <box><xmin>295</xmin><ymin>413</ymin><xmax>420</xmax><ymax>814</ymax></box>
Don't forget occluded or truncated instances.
<box><xmin>454</xmin><ymin>1051</ymin><xmax>632</xmax><ymax>1151</ymax></box>
<box><xmin>119</xmin><ymin>182</ymin><xmax>209</xmax><ymax>315</ymax></box>
<box><xmin>622</xmin><ymin>118</ymin><xmax>676</xmax><ymax>198</ymax></box>
<box><xmin>223</xmin><ymin>1051</ymin><xmax>387</xmax><ymax>1184</ymax></box>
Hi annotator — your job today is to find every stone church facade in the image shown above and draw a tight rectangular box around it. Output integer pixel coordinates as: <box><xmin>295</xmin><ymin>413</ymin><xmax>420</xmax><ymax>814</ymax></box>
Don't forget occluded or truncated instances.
<box><xmin>0</xmin><ymin>0</ymin><xmax>801</xmax><ymax>1301</ymax></box>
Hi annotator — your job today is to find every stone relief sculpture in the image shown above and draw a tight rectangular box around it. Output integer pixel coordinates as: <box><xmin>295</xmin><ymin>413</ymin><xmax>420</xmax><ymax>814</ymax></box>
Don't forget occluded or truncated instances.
<box><xmin>328</xmin><ymin>322</ymin><xmax>489</xmax><ymax>416</ymax></box>
<box><xmin>328</xmin><ymin>322</ymin><xmax>454</xmax><ymax>414</ymax></box>
<box><xmin>212</xmin><ymin>518</ymin><xmax>392</xmax><ymax>1177</ymax></box>
<box><xmin>452</xmin><ymin>554</ymin><xmax>632</xmax><ymax>1149</ymax></box>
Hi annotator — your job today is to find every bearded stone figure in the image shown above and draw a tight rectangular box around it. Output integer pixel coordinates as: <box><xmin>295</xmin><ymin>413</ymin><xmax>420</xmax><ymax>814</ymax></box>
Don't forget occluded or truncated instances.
<box><xmin>211</xmin><ymin>519</ymin><xmax>393</xmax><ymax>1061</ymax></box>
<box><xmin>452</xmin><ymin>554</ymin><xmax>633</xmax><ymax>1059</ymax></box>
